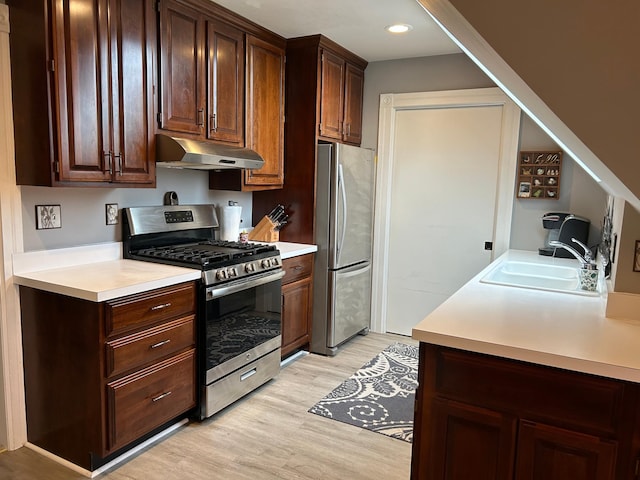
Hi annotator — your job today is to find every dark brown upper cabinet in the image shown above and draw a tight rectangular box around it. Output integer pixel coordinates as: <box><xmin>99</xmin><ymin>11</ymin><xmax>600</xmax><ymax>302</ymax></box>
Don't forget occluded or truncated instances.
<box><xmin>8</xmin><ymin>0</ymin><xmax>156</xmax><ymax>186</ymax></box>
<box><xmin>242</xmin><ymin>35</ymin><xmax>285</xmax><ymax>190</ymax></box>
<box><xmin>251</xmin><ymin>35</ymin><xmax>367</xmax><ymax>243</ymax></box>
<box><xmin>209</xmin><ymin>34</ymin><xmax>285</xmax><ymax>191</ymax></box>
<box><xmin>158</xmin><ymin>0</ymin><xmax>286</xmax><ymax>191</ymax></box>
<box><xmin>207</xmin><ymin>20</ymin><xmax>244</xmax><ymax>144</ymax></box>
<box><xmin>158</xmin><ymin>0</ymin><xmax>244</xmax><ymax>145</ymax></box>
<box><xmin>318</xmin><ymin>44</ymin><xmax>365</xmax><ymax>145</ymax></box>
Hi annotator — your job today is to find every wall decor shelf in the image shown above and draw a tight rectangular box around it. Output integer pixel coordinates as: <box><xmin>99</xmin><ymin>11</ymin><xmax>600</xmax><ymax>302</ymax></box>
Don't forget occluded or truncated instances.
<box><xmin>516</xmin><ymin>150</ymin><xmax>563</xmax><ymax>200</ymax></box>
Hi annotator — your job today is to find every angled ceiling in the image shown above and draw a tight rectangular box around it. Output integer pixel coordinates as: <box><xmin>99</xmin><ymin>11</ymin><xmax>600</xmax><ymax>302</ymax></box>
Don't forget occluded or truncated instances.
<box><xmin>211</xmin><ymin>0</ymin><xmax>461</xmax><ymax>62</ymax></box>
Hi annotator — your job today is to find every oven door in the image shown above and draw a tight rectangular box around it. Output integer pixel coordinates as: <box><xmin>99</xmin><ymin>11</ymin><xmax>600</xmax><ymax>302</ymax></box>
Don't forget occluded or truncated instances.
<box><xmin>203</xmin><ymin>269</ymin><xmax>285</xmax><ymax>386</ymax></box>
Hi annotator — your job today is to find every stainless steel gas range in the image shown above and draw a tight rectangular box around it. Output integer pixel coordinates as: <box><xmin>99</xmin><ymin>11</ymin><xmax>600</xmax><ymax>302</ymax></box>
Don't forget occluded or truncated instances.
<box><xmin>122</xmin><ymin>205</ymin><xmax>284</xmax><ymax>419</ymax></box>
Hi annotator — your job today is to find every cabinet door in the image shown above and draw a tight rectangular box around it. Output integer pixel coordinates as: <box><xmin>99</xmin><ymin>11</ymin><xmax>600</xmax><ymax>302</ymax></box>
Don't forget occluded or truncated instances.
<box><xmin>319</xmin><ymin>50</ymin><xmax>345</xmax><ymax>140</ymax></box>
<box><xmin>109</xmin><ymin>0</ymin><xmax>156</xmax><ymax>184</ymax></box>
<box><xmin>515</xmin><ymin>421</ymin><xmax>617</xmax><ymax>480</ymax></box>
<box><xmin>281</xmin><ymin>277</ymin><xmax>312</xmax><ymax>357</ymax></box>
<box><xmin>343</xmin><ymin>63</ymin><xmax>364</xmax><ymax>145</ymax></box>
<box><xmin>159</xmin><ymin>0</ymin><xmax>205</xmax><ymax>135</ymax></box>
<box><xmin>51</xmin><ymin>0</ymin><xmax>111</xmax><ymax>182</ymax></box>
<box><xmin>427</xmin><ymin>398</ymin><xmax>517</xmax><ymax>480</ymax></box>
<box><xmin>207</xmin><ymin>19</ymin><xmax>244</xmax><ymax>145</ymax></box>
<box><xmin>244</xmin><ymin>35</ymin><xmax>285</xmax><ymax>189</ymax></box>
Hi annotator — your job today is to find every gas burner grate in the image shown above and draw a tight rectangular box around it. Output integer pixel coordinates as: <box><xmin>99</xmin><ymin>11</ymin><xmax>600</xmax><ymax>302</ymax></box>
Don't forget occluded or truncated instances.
<box><xmin>132</xmin><ymin>241</ymin><xmax>278</xmax><ymax>268</ymax></box>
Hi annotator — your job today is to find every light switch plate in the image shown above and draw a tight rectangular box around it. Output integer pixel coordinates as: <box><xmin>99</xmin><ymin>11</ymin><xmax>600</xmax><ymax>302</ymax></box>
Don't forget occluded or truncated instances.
<box><xmin>106</xmin><ymin>203</ymin><xmax>118</xmax><ymax>225</ymax></box>
<box><xmin>36</xmin><ymin>205</ymin><xmax>61</xmax><ymax>230</ymax></box>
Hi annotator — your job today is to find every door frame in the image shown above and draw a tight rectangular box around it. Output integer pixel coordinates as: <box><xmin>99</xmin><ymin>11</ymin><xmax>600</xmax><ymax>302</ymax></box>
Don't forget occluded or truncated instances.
<box><xmin>370</xmin><ymin>88</ymin><xmax>521</xmax><ymax>334</ymax></box>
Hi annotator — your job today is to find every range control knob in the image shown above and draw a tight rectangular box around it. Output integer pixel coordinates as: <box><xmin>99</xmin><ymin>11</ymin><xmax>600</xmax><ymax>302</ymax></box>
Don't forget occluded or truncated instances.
<box><xmin>228</xmin><ymin>268</ymin><xmax>238</xmax><ymax>278</ymax></box>
<box><xmin>244</xmin><ymin>263</ymin><xmax>255</xmax><ymax>273</ymax></box>
<box><xmin>261</xmin><ymin>259</ymin><xmax>272</xmax><ymax>269</ymax></box>
<box><xmin>216</xmin><ymin>269</ymin><xmax>228</xmax><ymax>280</ymax></box>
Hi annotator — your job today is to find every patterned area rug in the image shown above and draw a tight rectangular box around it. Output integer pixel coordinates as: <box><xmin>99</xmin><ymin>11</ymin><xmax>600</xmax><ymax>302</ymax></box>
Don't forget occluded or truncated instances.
<box><xmin>308</xmin><ymin>342</ymin><xmax>418</xmax><ymax>443</ymax></box>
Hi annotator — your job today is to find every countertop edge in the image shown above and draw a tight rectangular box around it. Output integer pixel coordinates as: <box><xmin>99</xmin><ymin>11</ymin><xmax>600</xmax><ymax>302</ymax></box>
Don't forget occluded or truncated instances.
<box><xmin>411</xmin><ymin>249</ymin><xmax>640</xmax><ymax>382</ymax></box>
<box><xmin>13</xmin><ymin>266</ymin><xmax>201</xmax><ymax>302</ymax></box>
<box><xmin>12</xmin><ymin>241</ymin><xmax>317</xmax><ymax>302</ymax></box>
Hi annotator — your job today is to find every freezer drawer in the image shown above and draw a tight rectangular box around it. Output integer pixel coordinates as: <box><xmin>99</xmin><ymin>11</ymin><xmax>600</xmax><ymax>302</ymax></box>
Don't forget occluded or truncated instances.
<box><xmin>328</xmin><ymin>262</ymin><xmax>372</xmax><ymax>348</ymax></box>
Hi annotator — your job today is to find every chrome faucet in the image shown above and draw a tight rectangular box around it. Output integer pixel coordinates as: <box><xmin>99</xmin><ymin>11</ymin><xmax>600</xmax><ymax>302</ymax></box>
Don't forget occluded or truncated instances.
<box><xmin>549</xmin><ymin>238</ymin><xmax>599</xmax><ymax>292</ymax></box>
<box><xmin>549</xmin><ymin>237</ymin><xmax>596</xmax><ymax>269</ymax></box>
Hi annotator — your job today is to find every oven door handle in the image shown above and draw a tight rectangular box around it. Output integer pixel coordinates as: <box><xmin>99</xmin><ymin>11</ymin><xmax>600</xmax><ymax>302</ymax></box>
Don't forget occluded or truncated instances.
<box><xmin>205</xmin><ymin>270</ymin><xmax>285</xmax><ymax>300</ymax></box>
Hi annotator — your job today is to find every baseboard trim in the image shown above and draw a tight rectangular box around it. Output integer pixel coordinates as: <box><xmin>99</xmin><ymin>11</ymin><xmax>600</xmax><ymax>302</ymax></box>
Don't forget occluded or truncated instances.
<box><xmin>25</xmin><ymin>419</ymin><xmax>188</xmax><ymax>478</ymax></box>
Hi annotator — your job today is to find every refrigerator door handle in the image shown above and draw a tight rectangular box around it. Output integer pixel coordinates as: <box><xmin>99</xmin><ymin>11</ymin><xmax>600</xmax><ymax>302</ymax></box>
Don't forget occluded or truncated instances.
<box><xmin>337</xmin><ymin>163</ymin><xmax>347</xmax><ymax>264</ymax></box>
<box><xmin>335</xmin><ymin>261</ymin><xmax>371</xmax><ymax>277</ymax></box>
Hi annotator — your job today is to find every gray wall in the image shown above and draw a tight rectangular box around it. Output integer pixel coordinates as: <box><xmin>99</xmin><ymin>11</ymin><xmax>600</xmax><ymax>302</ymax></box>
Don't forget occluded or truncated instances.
<box><xmin>361</xmin><ymin>53</ymin><xmax>607</xmax><ymax>252</ymax></box>
<box><xmin>361</xmin><ymin>53</ymin><xmax>494</xmax><ymax>150</ymax></box>
<box><xmin>21</xmin><ymin>169</ymin><xmax>252</xmax><ymax>251</ymax></box>
<box><xmin>511</xmin><ymin>115</ymin><xmax>607</xmax><ymax>252</ymax></box>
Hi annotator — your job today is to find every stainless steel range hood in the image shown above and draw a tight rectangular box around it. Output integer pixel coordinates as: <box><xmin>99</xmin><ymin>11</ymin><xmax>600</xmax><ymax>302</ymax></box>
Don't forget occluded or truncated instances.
<box><xmin>155</xmin><ymin>134</ymin><xmax>264</xmax><ymax>170</ymax></box>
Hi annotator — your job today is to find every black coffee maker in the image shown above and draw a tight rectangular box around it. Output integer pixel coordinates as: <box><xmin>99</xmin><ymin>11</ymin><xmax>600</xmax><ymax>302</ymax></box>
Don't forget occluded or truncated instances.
<box><xmin>539</xmin><ymin>213</ymin><xmax>590</xmax><ymax>258</ymax></box>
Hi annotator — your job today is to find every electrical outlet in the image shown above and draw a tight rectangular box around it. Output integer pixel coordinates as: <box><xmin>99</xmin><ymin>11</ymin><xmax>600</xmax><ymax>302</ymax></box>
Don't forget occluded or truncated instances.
<box><xmin>106</xmin><ymin>203</ymin><xmax>118</xmax><ymax>225</ymax></box>
<box><xmin>35</xmin><ymin>205</ymin><xmax>61</xmax><ymax>230</ymax></box>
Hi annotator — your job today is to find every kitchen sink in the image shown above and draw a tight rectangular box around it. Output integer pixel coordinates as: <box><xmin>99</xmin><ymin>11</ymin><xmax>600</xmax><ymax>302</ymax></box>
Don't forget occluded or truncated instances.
<box><xmin>480</xmin><ymin>260</ymin><xmax>600</xmax><ymax>296</ymax></box>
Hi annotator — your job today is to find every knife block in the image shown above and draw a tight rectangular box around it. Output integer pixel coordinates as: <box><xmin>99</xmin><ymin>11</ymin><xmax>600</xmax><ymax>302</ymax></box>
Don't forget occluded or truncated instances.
<box><xmin>248</xmin><ymin>216</ymin><xmax>279</xmax><ymax>242</ymax></box>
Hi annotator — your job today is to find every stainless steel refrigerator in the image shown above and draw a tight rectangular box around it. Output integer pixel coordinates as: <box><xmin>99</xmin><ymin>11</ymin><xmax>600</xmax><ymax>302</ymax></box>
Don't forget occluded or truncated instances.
<box><xmin>311</xmin><ymin>142</ymin><xmax>375</xmax><ymax>355</ymax></box>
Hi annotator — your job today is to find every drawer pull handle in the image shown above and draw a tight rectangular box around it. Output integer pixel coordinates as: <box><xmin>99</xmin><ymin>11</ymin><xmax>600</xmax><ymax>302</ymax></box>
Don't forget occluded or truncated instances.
<box><xmin>151</xmin><ymin>302</ymin><xmax>171</xmax><ymax>311</ymax></box>
<box><xmin>150</xmin><ymin>339</ymin><xmax>171</xmax><ymax>349</ymax></box>
<box><xmin>152</xmin><ymin>391</ymin><xmax>172</xmax><ymax>403</ymax></box>
<box><xmin>293</xmin><ymin>265</ymin><xmax>303</xmax><ymax>270</ymax></box>
<box><xmin>240</xmin><ymin>368</ymin><xmax>257</xmax><ymax>381</ymax></box>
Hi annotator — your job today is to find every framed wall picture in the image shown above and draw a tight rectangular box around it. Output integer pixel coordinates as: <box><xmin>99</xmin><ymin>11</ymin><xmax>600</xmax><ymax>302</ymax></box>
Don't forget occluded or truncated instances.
<box><xmin>36</xmin><ymin>205</ymin><xmax>61</xmax><ymax>230</ymax></box>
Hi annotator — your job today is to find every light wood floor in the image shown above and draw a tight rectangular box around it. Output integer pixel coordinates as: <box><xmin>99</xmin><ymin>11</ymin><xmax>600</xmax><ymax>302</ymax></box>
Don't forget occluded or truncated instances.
<box><xmin>0</xmin><ymin>332</ymin><xmax>416</xmax><ymax>480</ymax></box>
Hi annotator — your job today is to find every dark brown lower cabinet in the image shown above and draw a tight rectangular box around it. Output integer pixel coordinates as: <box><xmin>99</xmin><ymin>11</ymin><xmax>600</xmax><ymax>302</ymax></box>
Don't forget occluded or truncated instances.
<box><xmin>281</xmin><ymin>254</ymin><xmax>314</xmax><ymax>357</ymax></box>
<box><xmin>412</xmin><ymin>343</ymin><xmax>640</xmax><ymax>480</ymax></box>
<box><xmin>20</xmin><ymin>282</ymin><xmax>197</xmax><ymax>471</ymax></box>
<box><xmin>430</xmin><ymin>398</ymin><xmax>516</xmax><ymax>480</ymax></box>
<box><xmin>515</xmin><ymin>421</ymin><xmax>617</xmax><ymax>480</ymax></box>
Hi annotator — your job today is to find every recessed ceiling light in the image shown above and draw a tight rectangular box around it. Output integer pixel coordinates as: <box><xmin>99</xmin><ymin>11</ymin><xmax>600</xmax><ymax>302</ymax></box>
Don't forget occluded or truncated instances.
<box><xmin>385</xmin><ymin>24</ymin><xmax>413</xmax><ymax>34</ymax></box>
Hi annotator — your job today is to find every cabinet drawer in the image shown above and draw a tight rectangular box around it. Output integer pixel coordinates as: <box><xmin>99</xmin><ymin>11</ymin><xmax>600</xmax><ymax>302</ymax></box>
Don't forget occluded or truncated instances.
<box><xmin>433</xmin><ymin>347</ymin><xmax>626</xmax><ymax>436</ymax></box>
<box><xmin>105</xmin><ymin>315</ymin><xmax>195</xmax><ymax>377</ymax></box>
<box><xmin>282</xmin><ymin>254</ymin><xmax>313</xmax><ymax>284</ymax></box>
<box><xmin>106</xmin><ymin>349</ymin><xmax>196</xmax><ymax>451</ymax></box>
<box><xmin>105</xmin><ymin>282</ymin><xmax>196</xmax><ymax>337</ymax></box>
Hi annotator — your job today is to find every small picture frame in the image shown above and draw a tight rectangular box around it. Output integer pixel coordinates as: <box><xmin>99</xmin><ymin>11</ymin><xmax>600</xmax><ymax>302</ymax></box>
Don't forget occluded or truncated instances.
<box><xmin>634</xmin><ymin>240</ymin><xmax>640</xmax><ymax>272</ymax></box>
<box><xmin>518</xmin><ymin>181</ymin><xmax>531</xmax><ymax>198</ymax></box>
<box><xmin>36</xmin><ymin>205</ymin><xmax>62</xmax><ymax>230</ymax></box>
<box><xmin>106</xmin><ymin>203</ymin><xmax>119</xmax><ymax>225</ymax></box>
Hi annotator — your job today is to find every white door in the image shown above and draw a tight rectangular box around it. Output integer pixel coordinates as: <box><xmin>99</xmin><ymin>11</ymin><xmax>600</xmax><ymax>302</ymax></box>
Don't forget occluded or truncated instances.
<box><xmin>386</xmin><ymin>106</ymin><xmax>503</xmax><ymax>335</ymax></box>
<box><xmin>371</xmin><ymin>88</ymin><xmax>521</xmax><ymax>337</ymax></box>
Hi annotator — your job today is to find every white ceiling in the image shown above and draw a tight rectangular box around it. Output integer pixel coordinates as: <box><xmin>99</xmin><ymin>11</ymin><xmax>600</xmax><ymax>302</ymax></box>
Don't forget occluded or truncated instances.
<box><xmin>211</xmin><ymin>0</ymin><xmax>461</xmax><ymax>62</ymax></box>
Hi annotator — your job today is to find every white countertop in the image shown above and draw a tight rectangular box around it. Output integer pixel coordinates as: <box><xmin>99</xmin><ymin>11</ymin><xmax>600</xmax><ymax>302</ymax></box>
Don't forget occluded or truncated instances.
<box><xmin>412</xmin><ymin>249</ymin><xmax>640</xmax><ymax>383</ymax></box>
<box><xmin>268</xmin><ymin>241</ymin><xmax>317</xmax><ymax>259</ymax></box>
<box><xmin>12</xmin><ymin>241</ymin><xmax>317</xmax><ymax>302</ymax></box>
